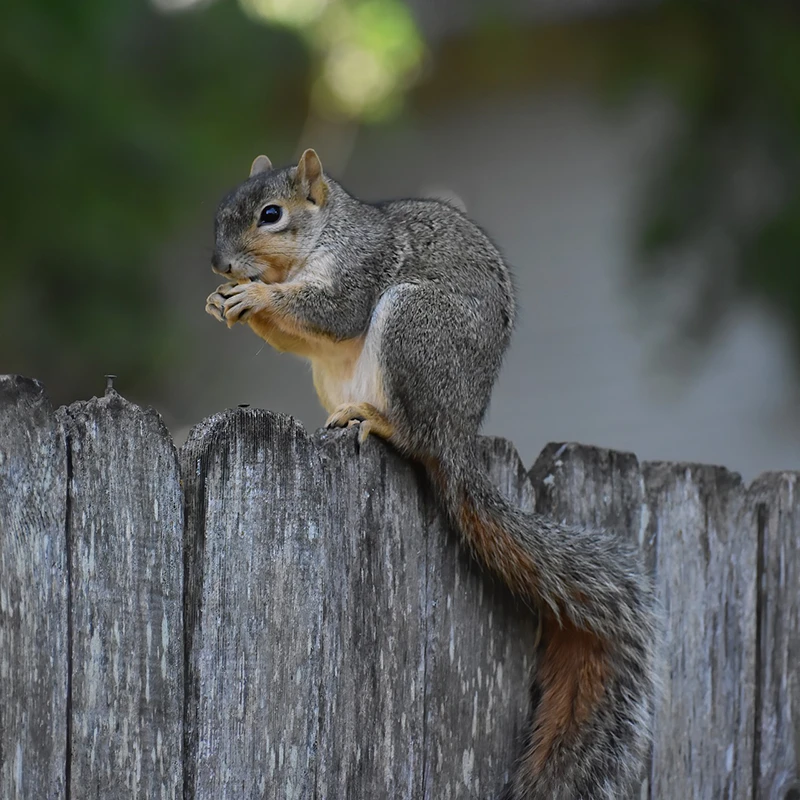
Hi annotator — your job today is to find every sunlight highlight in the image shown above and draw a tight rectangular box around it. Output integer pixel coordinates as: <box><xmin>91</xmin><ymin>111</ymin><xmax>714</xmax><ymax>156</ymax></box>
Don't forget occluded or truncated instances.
<box><xmin>151</xmin><ymin>0</ymin><xmax>210</xmax><ymax>12</ymax></box>
<box><xmin>239</xmin><ymin>0</ymin><xmax>424</xmax><ymax>121</ymax></box>
<box><xmin>240</xmin><ymin>0</ymin><xmax>331</xmax><ymax>28</ymax></box>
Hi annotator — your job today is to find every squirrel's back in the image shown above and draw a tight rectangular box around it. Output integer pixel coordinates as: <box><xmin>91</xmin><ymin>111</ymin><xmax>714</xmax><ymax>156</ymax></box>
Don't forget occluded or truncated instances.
<box><xmin>379</xmin><ymin>198</ymin><xmax>516</xmax><ymax>330</ymax></box>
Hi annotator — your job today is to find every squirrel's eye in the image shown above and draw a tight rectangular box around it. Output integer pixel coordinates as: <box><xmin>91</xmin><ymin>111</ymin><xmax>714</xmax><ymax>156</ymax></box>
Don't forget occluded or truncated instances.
<box><xmin>258</xmin><ymin>204</ymin><xmax>283</xmax><ymax>226</ymax></box>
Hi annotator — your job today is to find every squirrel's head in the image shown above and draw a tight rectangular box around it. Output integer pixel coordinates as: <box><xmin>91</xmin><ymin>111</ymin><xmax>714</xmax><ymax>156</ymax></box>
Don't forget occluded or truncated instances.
<box><xmin>212</xmin><ymin>149</ymin><xmax>330</xmax><ymax>284</ymax></box>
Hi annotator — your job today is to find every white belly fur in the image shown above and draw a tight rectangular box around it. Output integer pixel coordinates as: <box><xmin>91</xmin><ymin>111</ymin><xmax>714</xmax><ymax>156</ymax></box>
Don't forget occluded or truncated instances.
<box><xmin>310</xmin><ymin>286</ymin><xmax>401</xmax><ymax>413</ymax></box>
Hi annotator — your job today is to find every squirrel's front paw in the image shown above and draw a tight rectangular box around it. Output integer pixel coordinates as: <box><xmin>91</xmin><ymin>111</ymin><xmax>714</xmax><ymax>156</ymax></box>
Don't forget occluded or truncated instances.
<box><xmin>205</xmin><ymin>282</ymin><xmax>236</xmax><ymax>323</ymax></box>
<box><xmin>206</xmin><ymin>281</ymin><xmax>271</xmax><ymax>328</ymax></box>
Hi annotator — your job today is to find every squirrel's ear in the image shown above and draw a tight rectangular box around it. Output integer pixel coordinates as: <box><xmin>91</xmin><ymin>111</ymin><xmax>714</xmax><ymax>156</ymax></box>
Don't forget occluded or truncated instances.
<box><xmin>296</xmin><ymin>148</ymin><xmax>328</xmax><ymax>206</ymax></box>
<box><xmin>249</xmin><ymin>155</ymin><xmax>272</xmax><ymax>177</ymax></box>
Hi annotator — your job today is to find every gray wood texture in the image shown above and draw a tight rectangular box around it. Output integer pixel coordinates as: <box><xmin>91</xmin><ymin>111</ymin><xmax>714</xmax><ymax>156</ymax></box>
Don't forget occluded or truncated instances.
<box><xmin>746</xmin><ymin>473</ymin><xmax>800</xmax><ymax>799</ymax></box>
<box><xmin>60</xmin><ymin>388</ymin><xmax>183</xmax><ymax>798</ymax></box>
<box><xmin>181</xmin><ymin>411</ymin><xmax>536</xmax><ymax>799</ymax></box>
<box><xmin>1</xmin><ymin>377</ymin><xmax>799</xmax><ymax>799</ymax></box>
<box><xmin>0</xmin><ymin>376</ymin><xmax>68</xmax><ymax>799</ymax></box>
<box><xmin>181</xmin><ymin>409</ymin><xmax>326</xmax><ymax>800</ymax></box>
<box><xmin>529</xmin><ymin>442</ymin><xmax>648</xmax><ymax>797</ymax></box>
<box><xmin>314</xmin><ymin>422</ymin><xmax>430</xmax><ymax>800</ymax></box>
<box><xmin>642</xmin><ymin>462</ymin><xmax>755</xmax><ymax>799</ymax></box>
<box><xmin>419</xmin><ymin>437</ymin><xmax>535</xmax><ymax>800</ymax></box>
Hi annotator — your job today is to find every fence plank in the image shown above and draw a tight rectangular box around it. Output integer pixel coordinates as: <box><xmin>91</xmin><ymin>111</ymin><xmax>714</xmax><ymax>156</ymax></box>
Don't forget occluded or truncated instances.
<box><xmin>313</xmin><ymin>425</ymin><xmax>430</xmax><ymax>799</ymax></box>
<box><xmin>184</xmin><ymin>416</ymin><xmax>539</xmax><ymax>798</ymax></box>
<box><xmin>746</xmin><ymin>472</ymin><xmax>800</xmax><ymax>799</ymax></box>
<box><xmin>0</xmin><ymin>376</ymin><xmax>68</xmax><ymax>799</ymax></box>
<box><xmin>642</xmin><ymin>462</ymin><xmax>754</xmax><ymax>799</ymax></box>
<box><xmin>529</xmin><ymin>442</ymin><xmax>645</xmax><ymax>546</ymax></box>
<box><xmin>181</xmin><ymin>409</ymin><xmax>326</xmax><ymax>799</ymax></box>
<box><xmin>421</xmin><ymin>437</ymin><xmax>536</xmax><ymax>800</ymax></box>
<box><xmin>315</xmin><ymin>431</ymin><xmax>537</xmax><ymax>799</ymax></box>
<box><xmin>61</xmin><ymin>389</ymin><xmax>183</xmax><ymax>798</ymax></box>
<box><xmin>529</xmin><ymin>442</ymin><xmax>649</xmax><ymax>796</ymax></box>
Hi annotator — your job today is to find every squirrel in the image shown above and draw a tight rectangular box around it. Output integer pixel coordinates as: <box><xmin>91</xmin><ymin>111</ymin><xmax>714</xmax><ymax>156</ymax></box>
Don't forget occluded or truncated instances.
<box><xmin>205</xmin><ymin>149</ymin><xmax>656</xmax><ymax>800</ymax></box>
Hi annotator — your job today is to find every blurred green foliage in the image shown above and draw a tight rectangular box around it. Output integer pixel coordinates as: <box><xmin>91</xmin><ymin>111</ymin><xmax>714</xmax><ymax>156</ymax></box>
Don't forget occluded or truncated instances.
<box><xmin>1</xmin><ymin>0</ymin><xmax>310</xmax><ymax>402</ymax></box>
<box><xmin>4</xmin><ymin>0</ymin><xmax>800</xmax><ymax>404</ymax></box>
<box><xmin>0</xmin><ymin>0</ymin><xmax>423</xmax><ymax>405</ymax></box>
<box><xmin>606</xmin><ymin>0</ymin><xmax>800</xmax><ymax>362</ymax></box>
<box><xmin>239</xmin><ymin>0</ymin><xmax>423</xmax><ymax>120</ymax></box>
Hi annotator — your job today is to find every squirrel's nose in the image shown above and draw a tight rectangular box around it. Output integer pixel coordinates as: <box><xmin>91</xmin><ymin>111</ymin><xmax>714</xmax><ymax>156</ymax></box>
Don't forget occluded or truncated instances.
<box><xmin>211</xmin><ymin>251</ymin><xmax>232</xmax><ymax>274</ymax></box>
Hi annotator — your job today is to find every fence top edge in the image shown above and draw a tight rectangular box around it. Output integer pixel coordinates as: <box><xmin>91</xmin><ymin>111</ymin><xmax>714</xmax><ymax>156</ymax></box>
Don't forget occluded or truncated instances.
<box><xmin>0</xmin><ymin>373</ymin><xmax>52</xmax><ymax>411</ymax></box>
<box><xmin>639</xmin><ymin>461</ymin><xmax>781</xmax><ymax>498</ymax></box>
<box><xmin>180</xmin><ymin>406</ymin><xmax>312</xmax><ymax>462</ymax></box>
<box><xmin>57</xmin><ymin>387</ymin><xmax>172</xmax><ymax>438</ymax></box>
<box><xmin>746</xmin><ymin>470</ymin><xmax>800</xmax><ymax>497</ymax></box>
<box><xmin>528</xmin><ymin>440</ymin><xmax>642</xmax><ymax>489</ymax></box>
<box><xmin>4</xmin><ymin>376</ymin><xmax>799</xmax><ymax>485</ymax></box>
<box><xmin>476</xmin><ymin>434</ymin><xmax>525</xmax><ymax>456</ymax></box>
<box><xmin>54</xmin><ymin>389</ymin><xmax>180</xmax><ymax>484</ymax></box>
<box><xmin>475</xmin><ymin>435</ymin><xmax>530</xmax><ymax>480</ymax></box>
<box><xmin>537</xmin><ymin>440</ymin><xmax>640</xmax><ymax>461</ymax></box>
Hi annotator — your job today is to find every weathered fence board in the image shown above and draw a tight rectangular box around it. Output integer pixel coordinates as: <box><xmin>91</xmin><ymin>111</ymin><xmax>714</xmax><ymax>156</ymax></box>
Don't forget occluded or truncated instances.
<box><xmin>0</xmin><ymin>377</ymin><xmax>68</xmax><ymax>800</ymax></box>
<box><xmin>529</xmin><ymin>442</ymin><xmax>648</xmax><ymax>797</ymax></box>
<box><xmin>182</xmin><ymin>410</ymin><xmax>326</xmax><ymax>799</ymax></box>
<box><xmin>181</xmin><ymin>412</ymin><xmax>536</xmax><ymax>799</ymax></box>
<box><xmin>1</xmin><ymin>376</ymin><xmax>798</xmax><ymax>799</ymax></box>
<box><xmin>314</xmin><ymin>424</ymin><xmax>431</xmax><ymax>799</ymax></box>
<box><xmin>419</xmin><ymin>437</ymin><xmax>536</xmax><ymax>800</ymax></box>
<box><xmin>643</xmin><ymin>463</ymin><xmax>755</xmax><ymax>799</ymax></box>
<box><xmin>60</xmin><ymin>390</ymin><xmax>183</xmax><ymax>798</ymax></box>
<box><xmin>746</xmin><ymin>474</ymin><xmax>800</xmax><ymax>799</ymax></box>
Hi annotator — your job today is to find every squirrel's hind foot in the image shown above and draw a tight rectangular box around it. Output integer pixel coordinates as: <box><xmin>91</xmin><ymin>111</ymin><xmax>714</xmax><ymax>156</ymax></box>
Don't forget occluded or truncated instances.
<box><xmin>325</xmin><ymin>403</ymin><xmax>394</xmax><ymax>444</ymax></box>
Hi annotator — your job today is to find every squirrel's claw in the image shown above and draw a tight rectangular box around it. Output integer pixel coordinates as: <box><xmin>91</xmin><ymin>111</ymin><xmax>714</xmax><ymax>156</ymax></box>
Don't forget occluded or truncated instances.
<box><xmin>325</xmin><ymin>403</ymin><xmax>395</xmax><ymax>444</ymax></box>
<box><xmin>205</xmin><ymin>292</ymin><xmax>226</xmax><ymax>323</ymax></box>
<box><xmin>206</xmin><ymin>282</ymin><xmax>239</xmax><ymax>323</ymax></box>
<box><xmin>357</xmin><ymin>420</ymin><xmax>375</xmax><ymax>444</ymax></box>
<box><xmin>206</xmin><ymin>282</ymin><xmax>271</xmax><ymax>326</ymax></box>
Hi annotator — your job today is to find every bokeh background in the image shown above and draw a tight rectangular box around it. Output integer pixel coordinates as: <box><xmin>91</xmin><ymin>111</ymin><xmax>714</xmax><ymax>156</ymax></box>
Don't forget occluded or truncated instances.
<box><xmin>4</xmin><ymin>0</ymin><xmax>800</xmax><ymax>478</ymax></box>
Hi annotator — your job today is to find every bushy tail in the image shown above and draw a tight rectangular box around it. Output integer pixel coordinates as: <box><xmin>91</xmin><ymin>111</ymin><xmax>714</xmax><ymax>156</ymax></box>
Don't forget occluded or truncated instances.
<box><xmin>428</xmin><ymin>451</ymin><xmax>655</xmax><ymax>800</ymax></box>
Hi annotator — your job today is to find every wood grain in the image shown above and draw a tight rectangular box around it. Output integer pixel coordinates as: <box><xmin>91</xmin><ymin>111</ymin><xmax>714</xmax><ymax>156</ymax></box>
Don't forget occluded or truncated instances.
<box><xmin>314</xmin><ymin>424</ymin><xmax>429</xmax><ymax>799</ymax></box>
<box><xmin>420</xmin><ymin>436</ymin><xmax>536</xmax><ymax>800</ymax></box>
<box><xmin>746</xmin><ymin>472</ymin><xmax>800</xmax><ymax>800</ymax></box>
<box><xmin>3</xmin><ymin>376</ymin><xmax>800</xmax><ymax>799</ymax></box>
<box><xmin>529</xmin><ymin>441</ymin><xmax>648</xmax><ymax>797</ymax></box>
<box><xmin>60</xmin><ymin>389</ymin><xmax>183</xmax><ymax>798</ymax></box>
<box><xmin>0</xmin><ymin>376</ymin><xmax>68</xmax><ymax>799</ymax></box>
<box><xmin>183</xmin><ymin>415</ymin><xmax>537</xmax><ymax>799</ymax></box>
<box><xmin>643</xmin><ymin>461</ymin><xmax>755</xmax><ymax>799</ymax></box>
<box><xmin>181</xmin><ymin>409</ymin><xmax>326</xmax><ymax>800</ymax></box>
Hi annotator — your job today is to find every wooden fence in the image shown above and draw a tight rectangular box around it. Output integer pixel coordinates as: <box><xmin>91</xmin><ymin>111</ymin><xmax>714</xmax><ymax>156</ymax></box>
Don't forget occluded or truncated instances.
<box><xmin>0</xmin><ymin>373</ymin><xmax>798</xmax><ymax>799</ymax></box>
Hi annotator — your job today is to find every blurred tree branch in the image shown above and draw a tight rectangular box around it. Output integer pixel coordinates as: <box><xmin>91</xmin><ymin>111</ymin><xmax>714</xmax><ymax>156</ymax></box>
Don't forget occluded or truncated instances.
<box><xmin>604</xmin><ymin>0</ymin><xmax>800</xmax><ymax>369</ymax></box>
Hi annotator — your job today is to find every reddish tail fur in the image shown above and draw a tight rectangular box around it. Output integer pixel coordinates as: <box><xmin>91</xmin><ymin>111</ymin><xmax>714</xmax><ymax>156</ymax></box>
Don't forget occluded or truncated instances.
<box><xmin>430</xmin><ymin>457</ymin><xmax>655</xmax><ymax>800</ymax></box>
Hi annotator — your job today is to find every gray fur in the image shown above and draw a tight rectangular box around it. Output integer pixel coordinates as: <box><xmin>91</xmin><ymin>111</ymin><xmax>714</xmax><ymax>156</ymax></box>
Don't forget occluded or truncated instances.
<box><xmin>212</xmin><ymin>158</ymin><xmax>656</xmax><ymax>799</ymax></box>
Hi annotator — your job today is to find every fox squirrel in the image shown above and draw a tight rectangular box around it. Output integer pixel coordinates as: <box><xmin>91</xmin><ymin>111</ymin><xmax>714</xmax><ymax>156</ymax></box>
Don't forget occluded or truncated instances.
<box><xmin>206</xmin><ymin>149</ymin><xmax>656</xmax><ymax>799</ymax></box>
